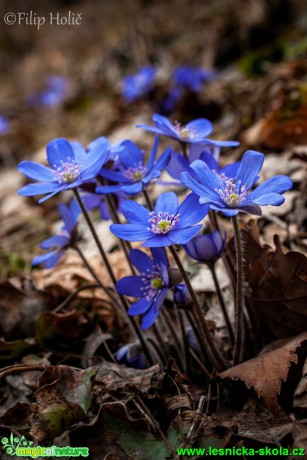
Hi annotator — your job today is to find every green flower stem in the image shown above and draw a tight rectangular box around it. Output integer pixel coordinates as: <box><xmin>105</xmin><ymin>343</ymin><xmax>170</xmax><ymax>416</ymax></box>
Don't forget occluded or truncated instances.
<box><xmin>73</xmin><ymin>188</ymin><xmax>154</xmax><ymax>366</ymax></box>
<box><xmin>209</xmin><ymin>264</ymin><xmax>235</xmax><ymax>345</ymax></box>
<box><xmin>169</xmin><ymin>245</ymin><xmax>227</xmax><ymax>372</ymax></box>
<box><xmin>231</xmin><ymin>215</ymin><xmax>244</xmax><ymax>365</ymax></box>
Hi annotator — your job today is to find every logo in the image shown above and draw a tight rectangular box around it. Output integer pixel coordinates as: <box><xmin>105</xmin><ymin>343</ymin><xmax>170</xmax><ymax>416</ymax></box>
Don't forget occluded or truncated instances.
<box><xmin>1</xmin><ymin>434</ymin><xmax>89</xmax><ymax>457</ymax></box>
<box><xmin>2</xmin><ymin>434</ymin><xmax>33</xmax><ymax>456</ymax></box>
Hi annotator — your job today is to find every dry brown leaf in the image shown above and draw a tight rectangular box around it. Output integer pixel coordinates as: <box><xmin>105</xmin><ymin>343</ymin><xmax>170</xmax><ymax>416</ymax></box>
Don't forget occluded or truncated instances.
<box><xmin>219</xmin><ymin>333</ymin><xmax>307</xmax><ymax>414</ymax></box>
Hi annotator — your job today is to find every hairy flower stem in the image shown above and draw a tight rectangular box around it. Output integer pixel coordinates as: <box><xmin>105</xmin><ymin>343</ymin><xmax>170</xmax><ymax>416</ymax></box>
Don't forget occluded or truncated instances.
<box><xmin>103</xmin><ymin>192</ymin><xmax>135</xmax><ymax>273</ymax></box>
<box><xmin>169</xmin><ymin>245</ymin><xmax>227</xmax><ymax>372</ymax></box>
<box><xmin>75</xmin><ymin>245</ymin><xmax>120</xmax><ymax>307</ymax></box>
<box><xmin>143</xmin><ymin>189</ymin><xmax>154</xmax><ymax>211</ymax></box>
<box><xmin>209</xmin><ymin>264</ymin><xmax>234</xmax><ymax>345</ymax></box>
<box><xmin>74</xmin><ymin>188</ymin><xmax>154</xmax><ymax>366</ymax></box>
<box><xmin>231</xmin><ymin>216</ymin><xmax>244</xmax><ymax>365</ymax></box>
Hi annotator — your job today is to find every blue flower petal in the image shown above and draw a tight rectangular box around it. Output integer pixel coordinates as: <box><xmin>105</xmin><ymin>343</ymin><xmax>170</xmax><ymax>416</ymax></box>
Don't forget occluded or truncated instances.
<box><xmin>152</xmin><ymin>113</ymin><xmax>179</xmax><ymax>137</ymax></box>
<box><xmin>129</xmin><ymin>249</ymin><xmax>154</xmax><ymax>273</ymax></box>
<box><xmin>220</xmin><ymin>162</ymin><xmax>240</xmax><ymax>179</ymax></box>
<box><xmin>80</xmin><ymin>147</ymin><xmax>109</xmax><ymax>181</ymax></box>
<box><xmin>110</xmin><ymin>223</ymin><xmax>152</xmax><ymax>242</ymax></box>
<box><xmin>70</xmin><ymin>141</ymin><xmax>86</xmax><ymax>164</ymax></box>
<box><xmin>176</xmin><ymin>193</ymin><xmax>209</xmax><ymax>228</ymax></box>
<box><xmin>121</xmin><ymin>181</ymin><xmax>143</xmax><ymax>195</ymax></box>
<box><xmin>154</xmin><ymin>191</ymin><xmax>179</xmax><ymax>216</ymax></box>
<box><xmin>167</xmin><ymin>150</ymin><xmax>193</xmax><ymax>180</ymax></box>
<box><xmin>236</xmin><ymin>150</ymin><xmax>264</xmax><ymax>190</ymax></box>
<box><xmin>18</xmin><ymin>161</ymin><xmax>54</xmax><ymax>181</ymax></box>
<box><xmin>32</xmin><ymin>250</ymin><xmax>63</xmax><ymax>268</ymax></box>
<box><xmin>46</xmin><ymin>138</ymin><xmax>75</xmax><ymax>168</ymax></box>
<box><xmin>40</xmin><ymin>235</ymin><xmax>69</xmax><ymax>249</ymax></box>
<box><xmin>154</xmin><ymin>146</ymin><xmax>171</xmax><ymax>171</ymax></box>
<box><xmin>18</xmin><ymin>181</ymin><xmax>61</xmax><ymax>196</ymax></box>
<box><xmin>96</xmin><ymin>184</ymin><xmax>123</xmax><ymax>194</ymax></box>
<box><xmin>58</xmin><ymin>201</ymin><xmax>79</xmax><ymax>233</ymax></box>
<box><xmin>116</xmin><ymin>276</ymin><xmax>145</xmax><ymax>296</ymax></box>
<box><xmin>150</xmin><ymin>247</ymin><xmax>168</xmax><ymax>270</ymax></box>
<box><xmin>180</xmin><ymin>172</ymin><xmax>221</xmax><ymax>203</ymax></box>
<box><xmin>248</xmin><ymin>175</ymin><xmax>293</xmax><ymax>202</ymax></box>
<box><xmin>146</xmin><ymin>135</ymin><xmax>159</xmax><ymax>171</ymax></box>
<box><xmin>129</xmin><ymin>297</ymin><xmax>152</xmax><ymax>315</ymax></box>
<box><xmin>142</xmin><ymin>234</ymin><xmax>172</xmax><ymax>247</ymax></box>
<box><xmin>186</xmin><ymin>118</ymin><xmax>213</xmax><ymax>137</ymax></box>
<box><xmin>119</xmin><ymin>141</ymin><xmax>144</xmax><ymax>168</ymax></box>
<box><xmin>141</xmin><ymin>307</ymin><xmax>160</xmax><ymax>329</ymax></box>
<box><xmin>247</xmin><ymin>193</ymin><xmax>286</xmax><ymax>206</ymax></box>
<box><xmin>199</xmin><ymin>151</ymin><xmax>219</xmax><ymax>171</ymax></box>
<box><xmin>120</xmin><ymin>200</ymin><xmax>150</xmax><ymax>223</ymax></box>
<box><xmin>142</xmin><ymin>169</ymin><xmax>161</xmax><ymax>185</ymax></box>
<box><xmin>209</xmin><ymin>204</ymin><xmax>240</xmax><ymax>216</ymax></box>
<box><xmin>168</xmin><ymin>225</ymin><xmax>202</xmax><ymax>244</ymax></box>
<box><xmin>99</xmin><ymin>169</ymin><xmax>127</xmax><ymax>183</ymax></box>
<box><xmin>37</xmin><ymin>184</ymin><xmax>74</xmax><ymax>203</ymax></box>
<box><xmin>194</xmin><ymin>235</ymin><xmax>217</xmax><ymax>260</ymax></box>
<box><xmin>190</xmin><ymin>160</ymin><xmax>222</xmax><ymax>190</ymax></box>
<box><xmin>136</xmin><ymin>124</ymin><xmax>164</xmax><ymax>136</ymax></box>
<box><xmin>87</xmin><ymin>136</ymin><xmax>109</xmax><ymax>156</ymax></box>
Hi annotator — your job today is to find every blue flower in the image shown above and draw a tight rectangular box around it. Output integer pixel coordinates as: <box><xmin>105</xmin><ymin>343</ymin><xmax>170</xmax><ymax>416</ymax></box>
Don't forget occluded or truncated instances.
<box><xmin>137</xmin><ymin>113</ymin><xmax>213</xmax><ymax>144</ymax></box>
<box><xmin>18</xmin><ymin>137</ymin><xmax>110</xmax><ymax>203</ymax></box>
<box><xmin>0</xmin><ymin>115</ymin><xmax>10</xmax><ymax>135</ymax></box>
<box><xmin>96</xmin><ymin>136</ymin><xmax>170</xmax><ymax>196</ymax></box>
<box><xmin>167</xmin><ymin>149</ymin><xmax>240</xmax><ymax>181</ymax></box>
<box><xmin>110</xmin><ymin>191</ymin><xmax>209</xmax><ymax>247</ymax></box>
<box><xmin>184</xmin><ymin>230</ymin><xmax>226</xmax><ymax>263</ymax></box>
<box><xmin>173</xmin><ymin>284</ymin><xmax>192</xmax><ymax>306</ymax></box>
<box><xmin>32</xmin><ymin>199</ymin><xmax>81</xmax><ymax>268</ymax></box>
<box><xmin>115</xmin><ymin>342</ymin><xmax>148</xmax><ymax>369</ymax></box>
<box><xmin>28</xmin><ymin>76</ymin><xmax>68</xmax><ymax>107</ymax></box>
<box><xmin>116</xmin><ymin>248</ymin><xmax>169</xmax><ymax>329</ymax></box>
<box><xmin>180</xmin><ymin>150</ymin><xmax>293</xmax><ymax>216</ymax></box>
<box><xmin>173</xmin><ymin>66</ymin><xmax>215</xmax><ymax>92</ymax></box>
<box><xmin>121</xmin><ymin>66</ymin><xmax>156</xmax><ymax>102</ymax></box>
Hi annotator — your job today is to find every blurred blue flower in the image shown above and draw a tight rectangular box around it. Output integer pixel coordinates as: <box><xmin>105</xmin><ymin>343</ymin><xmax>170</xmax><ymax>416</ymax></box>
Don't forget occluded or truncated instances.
<box><xmin>173</xmin><ymin>284</ymin><xmax>192</xmax><ymax>306</ymax></box>
<box><xmin>115</xmin><ymin>342</ymin><xmax>148</xmax><ymax>369</ymax></box>
<box><xmin>0</xmin><ymin>115</ymin><xmax>10</xmax><ymax>135</ymax></box>
<box><xmin>18</xmin><ymin>137</ymin><xmax>110</xmax><ymax>203</ymax></box>
<box><xmin>28</xmin><ymin>76</ymin><xmax>68</xmax><ymax>107</ymax></box>
<box><xmin>181</xmin><ymin>150</ymin><xmax>293</xmax><ymax>216</ymax></box>
<box><xmin>116</xmin><ymin>248</ymin><xmax>169</xmax><ymax>329</ymax></box>
<box><xmin>137</xmin><ymin>113</ymin><xmax>213</xmax><ymax>144</ymax></box>
<box><xmin>173</xmin><ymin>66</ymin><xmax>215</xmax><ymax>92</ymax></box>
<box><xmin>184</xmin><ymin>230</ymin><xmax>226</xmax><ymax>264</ymax></box>
<box><xmin>96</xmin><ymin>136</ymin><xmax>170</xmax><ymax>195</ymax></box>
<box><xmin>121</xmin><ymin>66</ymin><xmax>156</xmax><ymax>102</ymax></box>
<box><xmin>110</xmin><ymin>191</ymin><xmax>208</xmax><ymax>247</ymax></box>
<box><xmin>32</xmin><ymin>199</ymin><xmax>80</xmax><ymax>268</ymax></box>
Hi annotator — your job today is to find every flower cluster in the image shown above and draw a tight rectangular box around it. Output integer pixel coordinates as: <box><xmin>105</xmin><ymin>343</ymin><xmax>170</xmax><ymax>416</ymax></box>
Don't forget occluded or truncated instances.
<box><xmin>17</xmin><ymin>109</ymin><xmax>293</xmax><ymax>344</ymax></box>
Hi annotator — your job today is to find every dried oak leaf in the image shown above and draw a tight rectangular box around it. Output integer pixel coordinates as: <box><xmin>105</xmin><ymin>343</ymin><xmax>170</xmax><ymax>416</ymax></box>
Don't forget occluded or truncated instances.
<box><xmin>230</xmin><ymin>231</ymin><xmax>307</xmax><ymax>338</ymax></box>
<box><xmin>219</xmin><ymin>332</ymin><xmax>307</xmax><ymax>414</ymax></box>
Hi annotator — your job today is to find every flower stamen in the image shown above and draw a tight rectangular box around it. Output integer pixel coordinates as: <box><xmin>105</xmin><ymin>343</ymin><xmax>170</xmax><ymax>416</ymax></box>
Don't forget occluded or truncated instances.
<box><xmin>147</xmin><ymin>211</ymin><xmax>180</xmax><ymax>234</ymax></box>
<box><xmin>53</xmin><ymin>157</ymin><xmax>82</xmax><ymax>184</ymax></box>
<box><xmin>215</xmin><ymin>179</ymin><xmax>248</xmax><ymax>208</ymax></box>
